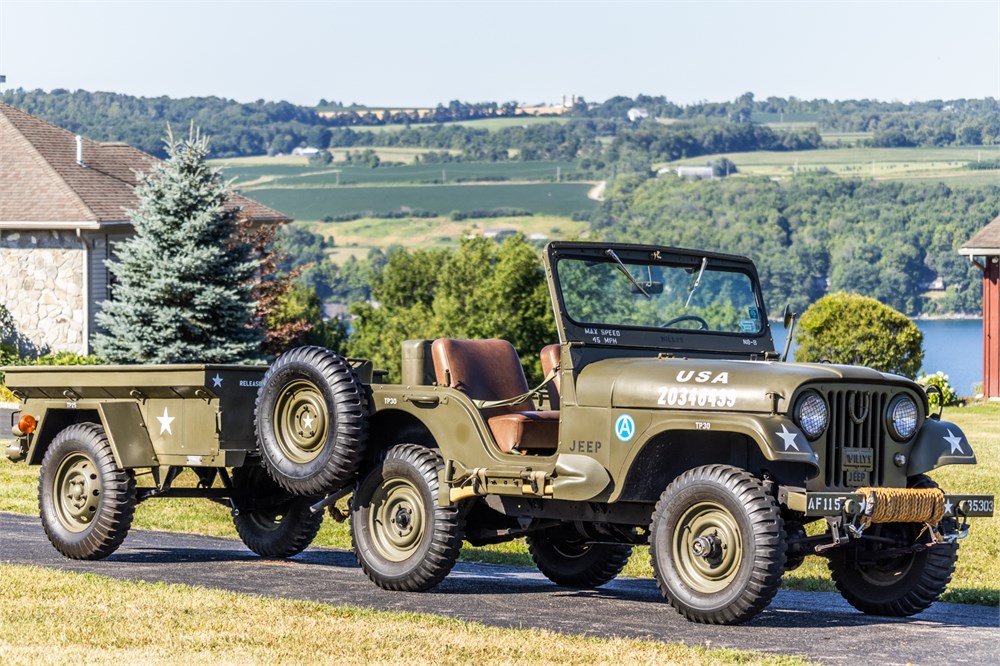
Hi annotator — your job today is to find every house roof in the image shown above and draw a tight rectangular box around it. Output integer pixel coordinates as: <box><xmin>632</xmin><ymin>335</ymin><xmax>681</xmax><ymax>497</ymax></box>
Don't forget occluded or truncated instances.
<box><xmin>960</xmin><ymin>214</ymin><xmax>1000</xmax><ymax>256</ymax></box>
<box><xmin>0</xmin><ymin>101</ymin><xmax>290</xmax><ymax>228</ymax></box>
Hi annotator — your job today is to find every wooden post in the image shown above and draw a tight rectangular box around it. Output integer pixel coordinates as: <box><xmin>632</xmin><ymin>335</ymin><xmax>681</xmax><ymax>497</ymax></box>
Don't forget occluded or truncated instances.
<box><xmin>985</xmin><ymin>257</ymin><xmax>1000</xmax><ymax>398</ymax></box>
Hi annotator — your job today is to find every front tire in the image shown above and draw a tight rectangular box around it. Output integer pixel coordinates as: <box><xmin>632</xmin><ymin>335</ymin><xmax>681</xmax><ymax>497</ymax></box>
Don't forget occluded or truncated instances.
<box><xmin>527</xmin><ymin>527</ymin><xmax>632</xmax><ymax>588</ymax></box>
<box><xmin>827</xmin><ymin>475</ymin><xmax>959</xmax><ymax>617</ymax></box>
<box><xmin>350</xmin><ymin>444</ymin><xmax>463</xmax><ymax>591</ymax></box>
<box><xmin>38</xmin><ymin>423</ymin><xmax>136</xmax><ymax>560</ymax></box>
<box><xmin>231</xmin><ymin>465</ymin><xmax>324</xmax><ymax>558</ymax></box>
<box><xmin>650</xmin><ymin>464</ymin><xmax>786</xmax><ymax>625</ymax></box>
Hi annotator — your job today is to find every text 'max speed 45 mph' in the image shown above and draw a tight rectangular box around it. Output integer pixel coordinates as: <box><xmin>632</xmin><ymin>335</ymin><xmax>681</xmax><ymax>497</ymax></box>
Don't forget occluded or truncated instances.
<box><xmin>4</xmin><ymin>241</ymin><xmax>993</xmax><ymax>625</ymax></box>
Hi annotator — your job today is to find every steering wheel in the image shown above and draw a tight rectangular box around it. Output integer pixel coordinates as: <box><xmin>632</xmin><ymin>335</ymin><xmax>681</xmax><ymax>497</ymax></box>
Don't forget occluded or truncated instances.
<box><xmin>660</xmin><ymin>315</ymin><xmax>709</xmax><ymax>330</ymax></box>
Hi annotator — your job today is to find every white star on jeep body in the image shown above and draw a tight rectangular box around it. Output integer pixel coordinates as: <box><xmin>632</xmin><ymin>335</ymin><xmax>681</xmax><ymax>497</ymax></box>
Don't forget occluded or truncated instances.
<box><xmin>156</xmin><ymin>407</ymin><xmax>175</xmax><ymax>435</ymax></box>
<box><xmin>944</xmin><ymin>501</ymin><xmax>954</xmax><ymax>516</ymax></box>
<box><xmin>775</xmin><ymin>424</ymin><xmax>799</xmax><ymax>451</ymax></box>
<box><xmin>212</xmin><ymin>373</ymin><xmax>223</xmax><ymax>388</ymax></box>
<box><xmin>944</xmin><ymin>429</ymin><xmax>964</xmax><ymax>454</ymax></box>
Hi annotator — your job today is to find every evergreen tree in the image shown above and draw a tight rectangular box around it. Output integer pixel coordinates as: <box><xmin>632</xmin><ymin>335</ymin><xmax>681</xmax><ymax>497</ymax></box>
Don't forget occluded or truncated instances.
<box><xmin>94</xmin><ymin>127</ymin><xmax>261</xmax><ymax>363</ymax></box>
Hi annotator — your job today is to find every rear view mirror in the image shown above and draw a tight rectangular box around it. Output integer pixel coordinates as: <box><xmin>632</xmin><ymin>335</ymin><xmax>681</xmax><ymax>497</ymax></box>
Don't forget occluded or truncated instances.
<box><xmin>631</xmin><ymin>281</ymin><xmax>664</xmax><ymax>295</ymax></box>
<box><xmin>782</xmin><ymin>304</ymin><xmax>794</xmax><ymax>329</ymax></box>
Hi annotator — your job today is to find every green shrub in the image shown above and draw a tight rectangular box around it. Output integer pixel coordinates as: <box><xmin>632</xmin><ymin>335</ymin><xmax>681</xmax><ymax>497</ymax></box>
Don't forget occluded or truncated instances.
<box><xmin>794</xmin><ymin>292</ymin><xmax>923</xmax><ymax>378</ymax></box>
<box><xmin>917</xmin><ymin>371</ymin><xmax>961</xmax><ymax>407</ymax></box>
<box><xmin>32</xmin><ymin>352</ymin><xmax>103</xmax><ymax>366</ymax></box>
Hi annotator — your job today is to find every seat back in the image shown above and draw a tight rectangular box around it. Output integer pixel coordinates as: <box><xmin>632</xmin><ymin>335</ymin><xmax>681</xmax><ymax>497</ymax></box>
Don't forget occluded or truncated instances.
<box><xmin>431</xmin><ymin>339</ymin><xmax>533</xmax><ymax>418</ymax></box>
<box><xmin>540</xmin><ymin>344</ymin><xmax>561</xmax><ymax>409</ymax></box>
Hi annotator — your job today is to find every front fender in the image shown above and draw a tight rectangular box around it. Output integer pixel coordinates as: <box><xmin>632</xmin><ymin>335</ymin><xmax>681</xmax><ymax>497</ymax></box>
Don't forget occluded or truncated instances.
<box><xmin>907</xmin><ymin>418</ymin><xmax>976</xmax><ymax>477</ymax></box>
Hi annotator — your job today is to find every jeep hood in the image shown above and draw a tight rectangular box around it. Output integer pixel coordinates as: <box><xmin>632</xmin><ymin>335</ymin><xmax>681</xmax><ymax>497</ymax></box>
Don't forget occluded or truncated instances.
<box><xmin>574</xmin><ymin>357</ymin><xmax>912</xmax><ymax>414</ymax></box>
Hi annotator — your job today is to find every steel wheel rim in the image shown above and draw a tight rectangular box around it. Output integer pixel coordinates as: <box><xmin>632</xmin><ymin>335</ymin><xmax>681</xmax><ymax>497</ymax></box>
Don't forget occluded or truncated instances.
<box><xmin>856</xmin><ymin>524</ymin><xmax>917</xmax><ymax>586</ymax></box>
<box><xmin>369</xmin><ymin>477</ymin><xmax>426</xmax><ymax>562</ymax></box>
<box><xmin>53</xmin><ymin>452</ymin><xmax>101</xmax><ymax>533</ymax></box>
<box><xmin>273</xmin><ymin>379</ymin><xmax>330</xmax><ymax>464</ymax></box>
<box><xmin>551</xmin><ymin>540</ymin><xmax>590</xmax><ymax>560</ymax></box>
<box><xmin>672</xmin><ymin>500</ymin><xmax>743</xmax><ymax>594</ymax></box>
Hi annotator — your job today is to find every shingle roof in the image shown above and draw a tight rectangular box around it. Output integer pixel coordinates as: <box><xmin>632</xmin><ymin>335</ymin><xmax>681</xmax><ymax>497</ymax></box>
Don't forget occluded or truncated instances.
<box><xmin>0</xmin><ymin>102</ymin><xmax>290</xmax><ymax>226</ymax></box>
<box><xmin>960</xmin><ymin>215</ymin><xmax>1000</xmax><ymax>255</ymax></box>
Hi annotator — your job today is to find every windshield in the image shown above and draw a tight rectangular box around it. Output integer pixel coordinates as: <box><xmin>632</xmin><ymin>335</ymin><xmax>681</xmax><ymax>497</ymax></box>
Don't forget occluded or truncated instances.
<box><xmin>556</xmin><ymin>255</ymin><xmax>763</xmax><ymax>335</ymax></box>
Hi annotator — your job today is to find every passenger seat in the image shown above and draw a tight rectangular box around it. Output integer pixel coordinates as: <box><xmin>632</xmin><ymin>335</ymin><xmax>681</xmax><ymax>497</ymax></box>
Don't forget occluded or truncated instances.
<box><xmin>431</xmin><ymin>338</ymin><xmax>558</xmax><ymax>455</ymax></box>
<box><xmin>540</xmin><ymin>344</ymin><xmax>561</xmax><ymax>409</ymax></box>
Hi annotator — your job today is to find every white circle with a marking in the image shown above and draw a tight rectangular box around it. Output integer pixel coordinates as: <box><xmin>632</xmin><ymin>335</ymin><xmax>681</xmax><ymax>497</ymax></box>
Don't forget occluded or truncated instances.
<box><xmin>615</xmin><ymin>414</ymin><xmax>636</xmax><ymax>442</ymax></box>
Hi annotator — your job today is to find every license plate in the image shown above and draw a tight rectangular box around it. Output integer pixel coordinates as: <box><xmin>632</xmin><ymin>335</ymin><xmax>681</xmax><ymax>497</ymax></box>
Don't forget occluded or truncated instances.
<box><xmin>842</xmin><ymin>447</ymin><xmax>874</xmax><ymax>469</ymax></box>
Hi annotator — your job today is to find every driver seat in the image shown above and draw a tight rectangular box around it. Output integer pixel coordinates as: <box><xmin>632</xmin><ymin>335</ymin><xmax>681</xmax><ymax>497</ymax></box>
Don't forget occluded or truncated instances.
<box><xmin>431</xmin><ymin>338</ymin><xmax>558</xmax><ymax>454</ymax></box>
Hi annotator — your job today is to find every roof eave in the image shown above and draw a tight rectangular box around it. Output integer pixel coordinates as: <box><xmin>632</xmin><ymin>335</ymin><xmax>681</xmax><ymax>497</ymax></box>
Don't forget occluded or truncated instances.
<box><xmin>959</xmin><ymin>247</ymin><xmax>1000</xmax><ymax>256</ymax></box>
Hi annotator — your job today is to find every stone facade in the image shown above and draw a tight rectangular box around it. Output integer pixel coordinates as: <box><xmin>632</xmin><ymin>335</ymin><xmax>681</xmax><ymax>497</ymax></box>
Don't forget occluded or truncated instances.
<box><xmin>0</xmin><ymin>230</ymin><xmax>86</xmax><ymax>356</ymax></box>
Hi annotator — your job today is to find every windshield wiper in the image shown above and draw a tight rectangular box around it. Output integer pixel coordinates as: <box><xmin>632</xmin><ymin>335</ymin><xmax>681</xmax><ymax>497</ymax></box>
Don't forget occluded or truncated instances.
<box><xmin>604</xmin><ymin>248</ymin><xmax>650</xmax><ymax>299</ymax></box>
<box><xmin>684</xmin><ymin>257</ymin><xmax>708</xmax><ymax>308</ymax></box>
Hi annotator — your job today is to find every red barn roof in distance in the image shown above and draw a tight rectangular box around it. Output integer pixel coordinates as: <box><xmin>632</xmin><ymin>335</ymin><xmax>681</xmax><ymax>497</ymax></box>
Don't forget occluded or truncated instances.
<box><xmin>0</xmin><ymin>101</ymin><xmax>290</xmax><ymax>228</ymax></box>
<box><xmin>961</xmin><ymin>214</ymin><xmax>1000</xmax><ymax>256</ymax></box>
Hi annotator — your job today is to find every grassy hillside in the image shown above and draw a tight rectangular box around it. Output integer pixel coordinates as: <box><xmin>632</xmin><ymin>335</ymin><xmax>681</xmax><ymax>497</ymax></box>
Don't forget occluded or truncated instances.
<box><xmin>663</xmin><ymin>145</ymin><xmax>1000</xmax><ymax>184</ymax></box>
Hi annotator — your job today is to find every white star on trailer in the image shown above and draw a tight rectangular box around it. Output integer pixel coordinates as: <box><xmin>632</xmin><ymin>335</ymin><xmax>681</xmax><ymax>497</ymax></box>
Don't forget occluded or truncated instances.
<box><xmin>212</xmin><ymin>374</ymin><xmax>223</xmax><ymax>388</ymax></box>
<box><xmin>302</xmin><ymin>414</ymin><xmax>315</xmax><ymax>429</ymax></box>
<box><xmin>775</xmin><ymin>424</ymin><xmax>799</xmax><ymax>451</ymax></box>
<box><xmin>156</xmin><ymin>407</ymin><xmax>175</xmax><ymax>435</ymax></box>
<box><xmin>943</xmin><ymin>429</ymin><xmax>964</xmax><ymax>454</ymax></box>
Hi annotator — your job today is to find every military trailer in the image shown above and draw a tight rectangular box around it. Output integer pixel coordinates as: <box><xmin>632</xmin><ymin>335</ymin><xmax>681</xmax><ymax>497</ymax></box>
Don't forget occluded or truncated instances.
<box><xmin>4</xmin><ymin>241</ymin><xmax>994</xmax><ymax>625</ymax></box>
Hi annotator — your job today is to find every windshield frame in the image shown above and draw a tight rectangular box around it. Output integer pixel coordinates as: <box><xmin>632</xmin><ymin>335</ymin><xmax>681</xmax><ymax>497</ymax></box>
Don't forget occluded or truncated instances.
<box><xmin>545</xmin><ymin>242</ymin><xmax>776</xmax><ymax>356</ymax></box>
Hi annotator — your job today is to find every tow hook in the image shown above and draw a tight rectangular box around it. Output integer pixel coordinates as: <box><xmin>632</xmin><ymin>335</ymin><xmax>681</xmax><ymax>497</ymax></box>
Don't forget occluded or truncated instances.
<box><xmin>4</xmin><ymin>439</ymin><xmax>26</xmax><ymax>463</ymax></box>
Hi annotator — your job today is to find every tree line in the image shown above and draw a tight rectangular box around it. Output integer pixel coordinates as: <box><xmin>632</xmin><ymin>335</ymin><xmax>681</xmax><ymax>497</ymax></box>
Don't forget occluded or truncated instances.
<box><xmin>591</xmin><ymin>174</ymin><xmax>998</xmax><ymax>317</ymax></box>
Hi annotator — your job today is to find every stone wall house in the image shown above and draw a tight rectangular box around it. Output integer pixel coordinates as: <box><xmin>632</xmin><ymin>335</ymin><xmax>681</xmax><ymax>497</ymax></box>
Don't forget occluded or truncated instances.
<box><xmin>0</xmin><ymin>102</ymin><xmax>290</xmax><ymax>356</ymax></box>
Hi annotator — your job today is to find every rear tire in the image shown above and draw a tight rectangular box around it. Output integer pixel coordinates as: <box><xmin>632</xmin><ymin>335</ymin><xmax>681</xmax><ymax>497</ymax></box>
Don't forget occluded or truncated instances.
<box><xmin>527</xmin><ymin>527</ymin><xmax>632</xmax><ymax>588</ymax></box>
<box><xmin>38</xmin><ymin>423</ymin><xmax>136</xmax><ymax>560</ymax></box>
<box><xmin>256</xmin><ymin>346</ymin><xmax>369</xmax><ymax>496</ymax></box>
<box><xmin>350</xmin><ymin>444</ymin><xmax>463</xmax><ymax>591</ymax></box>
<box><xmin>649</xmin><ymin>464</ymin><xmax>786</xmax><ymax>625</ymax></box>
<box><xmin>231</xmin><ymin>465</ymin><xmax>323</xmax><ymax>558</ymax></box>
<box><xmin>827</xmin><ymin>474</ymin><xmax>958</xmax><ymax>617</ymax></box>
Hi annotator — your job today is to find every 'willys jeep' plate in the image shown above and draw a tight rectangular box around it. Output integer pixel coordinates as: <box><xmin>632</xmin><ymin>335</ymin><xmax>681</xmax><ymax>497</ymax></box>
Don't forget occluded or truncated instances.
<box><xmin>841</xmin><ymin>447</ymin><xmax>874</xmax><ymax>486</ymax></box>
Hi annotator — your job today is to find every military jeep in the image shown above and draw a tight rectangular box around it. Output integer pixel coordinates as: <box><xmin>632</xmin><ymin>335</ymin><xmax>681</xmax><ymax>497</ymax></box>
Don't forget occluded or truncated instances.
<box><xmin>4</xmin><ymin>241</ymin><xmax>993</xmax><ymax>625</ymax></box>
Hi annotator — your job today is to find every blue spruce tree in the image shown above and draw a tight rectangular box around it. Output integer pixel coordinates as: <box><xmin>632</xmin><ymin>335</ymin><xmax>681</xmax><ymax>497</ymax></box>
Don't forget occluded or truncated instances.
<box><xmin>94</xmin><ymin>127</ymin><xmax>261</xmax><ymax>363</ymax></box>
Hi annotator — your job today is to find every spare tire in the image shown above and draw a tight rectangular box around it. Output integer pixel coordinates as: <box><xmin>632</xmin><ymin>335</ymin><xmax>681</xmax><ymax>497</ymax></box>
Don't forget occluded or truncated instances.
<box><xmin>256</xmin><ymin>346</ymin><xmax>370</xmax><ymax>495</ymax></box>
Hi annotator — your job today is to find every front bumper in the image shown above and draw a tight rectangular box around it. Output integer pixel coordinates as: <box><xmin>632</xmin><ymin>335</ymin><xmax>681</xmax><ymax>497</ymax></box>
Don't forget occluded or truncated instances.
<box><xmin>787</xmin><ymin>490</ymin><xmax>994</xmax><ymax>520</ymax></box>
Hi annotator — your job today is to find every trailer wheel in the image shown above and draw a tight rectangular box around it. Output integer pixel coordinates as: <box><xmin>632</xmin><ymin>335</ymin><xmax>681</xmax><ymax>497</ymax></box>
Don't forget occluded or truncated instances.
<box><xmin>827</xmin><ymin>475</ymin><xmax>959</xmax><ymax>617</ymax></box>
<box><xmin>527</xmin><ymin>527</ymin><xmax>633</xmax><ymax>588</ymax></box>
<box><xmin>231</xmin><ymin>465</ymin><xmax>323</xmax><ymax>558</ymax></box>
<box><xmin>650</xmin><ymin>464</ymin><xmax>786</xmax><ymax>625</ymax></box>
<box><xmin>256</xmin><ymin>346</ymin><xmax>370</xmax><ymax>496</ymax></box>
<box><xmin>351</xmin><ymin>444</ymin><xmax>463</xmax><ymax>591</ymax></box>
<box><xmin>38</xmin><ymin>423</ymin><xmax>136</xmax><ymax>560</ymax></box>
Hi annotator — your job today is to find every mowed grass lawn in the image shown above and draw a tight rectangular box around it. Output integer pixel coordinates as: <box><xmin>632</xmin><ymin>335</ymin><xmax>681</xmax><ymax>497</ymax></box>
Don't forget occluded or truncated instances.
<box><xmin>1</xmin><ymin>405</ymin><xmax>995</xmax><ymax>605</ymax></box>
<box><xmin>0</xmin><ymin>566</ymin><xmax>809</xmax><ymax>666</ymax></box>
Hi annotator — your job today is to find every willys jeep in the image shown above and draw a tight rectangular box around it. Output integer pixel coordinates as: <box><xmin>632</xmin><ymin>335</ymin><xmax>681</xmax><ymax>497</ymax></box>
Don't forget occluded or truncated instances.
<box><xmin>4</xmin><ymin>241</ymin><xmax>993</xmax><ymax>625</ymax></box>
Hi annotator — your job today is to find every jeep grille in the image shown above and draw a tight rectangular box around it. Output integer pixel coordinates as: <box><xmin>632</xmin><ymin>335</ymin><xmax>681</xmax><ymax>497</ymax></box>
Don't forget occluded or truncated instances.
<box><xmin>823</xmin><ymin>388</ymin><xmax>889</xmax><ymax>488</ymax></box>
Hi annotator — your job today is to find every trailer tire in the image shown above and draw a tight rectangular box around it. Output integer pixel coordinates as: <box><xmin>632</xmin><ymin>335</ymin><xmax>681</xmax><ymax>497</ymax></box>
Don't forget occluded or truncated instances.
<box><xmin>256</xmin><ymin>346</ymin><xmax>370</xmax><ymax>496</ymax></box>
<box><xmin>231</xmin><ymin>465</ymin><xmax>323</xmax><ymax>558</ymax></box>
<box><xmin>38</xmin><ymin>423</ymin><xmax>136</xmax><ymax>560</ymax></box>
<box><xmin>527</xmin><ymin>527</ymin><xmax>633</xmax><ymax>588</ymax></box>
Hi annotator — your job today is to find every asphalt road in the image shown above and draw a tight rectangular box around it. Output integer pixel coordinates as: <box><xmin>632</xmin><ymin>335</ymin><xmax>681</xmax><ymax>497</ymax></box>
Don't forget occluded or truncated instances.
<box><xmin>2</xmin><ymin>512</ymin><xmax>997</xmax><ymax>665</ymax></box>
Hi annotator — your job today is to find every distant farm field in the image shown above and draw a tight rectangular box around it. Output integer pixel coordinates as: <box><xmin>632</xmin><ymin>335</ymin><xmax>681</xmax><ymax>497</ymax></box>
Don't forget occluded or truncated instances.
<box><xmin>663</xmin><ymin>145</ymin><xmax>1000</xmax><ymax>184</ymax></box>
<box><xmin>361</xmin><ymin>115</ymin><xmax>573</xmax><ymax>133</ymax></box>
<box><xmin>246</xmin><ymin>183</ymin><xmax>596</xmax><ymax>220</ymax></box>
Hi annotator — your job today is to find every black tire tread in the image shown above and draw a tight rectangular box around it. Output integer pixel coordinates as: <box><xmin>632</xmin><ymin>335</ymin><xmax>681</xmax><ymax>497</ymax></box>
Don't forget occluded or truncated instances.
<box><xmin>255</xmin><ymin>346</ymin><xmax>369</xmax><ymax>496</ymax></box>
<box><xmin>38</xmin><ymin>423</ymin><xmax>136</xmax><ymax>560</ymax></box>
<box><xmin>231</xmin><ymin>466</ymin><xmax>324</xmax><ymax>558</ymax></box>
<box><xmin>527</xmin><ymin>531</ymin><xmax>632</xmax><ymax>589</ymax></box>
<box><xmin>650</xmin><ymin>464</ymin><xmax>786</xmax><ymax>625</ymax></box>
<box><xmin>351</xmin><ymin>443</ymin><xmax>464</xmax><ymax>592</ymax></box>
<box><xmin>827</xmin><ymin>474</ymin><xmax>959</xmax><ymax>617</ymax></box>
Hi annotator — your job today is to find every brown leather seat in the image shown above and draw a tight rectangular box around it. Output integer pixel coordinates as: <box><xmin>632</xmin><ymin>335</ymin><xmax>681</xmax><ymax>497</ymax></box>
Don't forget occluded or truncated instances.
<box><xmin>432</xmin><ymin>338</ymin><xmax>558</xmax><ymax>454</ymax></box>
<box><xmin>540</xmin><ymin>344</ymin><xmax>561</xmax><ymax>409</ymax></box>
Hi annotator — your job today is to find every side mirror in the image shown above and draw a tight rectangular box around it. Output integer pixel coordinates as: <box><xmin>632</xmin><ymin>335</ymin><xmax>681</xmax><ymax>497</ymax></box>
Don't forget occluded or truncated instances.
<box><xmin>782</xmin><ymin>304</ymin><xmax>794</xmax><ymax>329</ymax></box>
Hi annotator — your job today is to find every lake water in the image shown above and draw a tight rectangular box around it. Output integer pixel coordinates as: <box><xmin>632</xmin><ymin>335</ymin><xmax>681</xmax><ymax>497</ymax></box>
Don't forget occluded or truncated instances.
<box><xmin>770</xmin><ymin>319</ymin><xmax>983</xmax><ymax>396</ymax></box>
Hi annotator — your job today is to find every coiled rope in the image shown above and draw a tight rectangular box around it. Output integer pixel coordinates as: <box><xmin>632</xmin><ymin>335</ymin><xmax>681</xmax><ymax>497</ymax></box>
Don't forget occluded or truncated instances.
<box><xmin>856</xmin><ymin>486</ymin><xmax>946</xmax><ymax>525</ymax></box>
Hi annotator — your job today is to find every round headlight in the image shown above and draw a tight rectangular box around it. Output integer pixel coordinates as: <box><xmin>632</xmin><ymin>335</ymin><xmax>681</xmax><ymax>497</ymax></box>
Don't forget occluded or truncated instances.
<box><xmin>888</xmin><ymin>395</ymin><xmax>918</xmax><ymax>441</ymax></box>
<box><xmin>794</xmin><ymin>392</ymin><xmax>828</xmax><ymax>440</ymax></box>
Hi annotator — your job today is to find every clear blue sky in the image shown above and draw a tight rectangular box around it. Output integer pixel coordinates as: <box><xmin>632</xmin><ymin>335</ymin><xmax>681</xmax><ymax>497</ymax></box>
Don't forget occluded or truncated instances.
<box><xmin>1</xmin><ymin>0</ymin><xmax>998</xmax><ymax>106</ymax></box>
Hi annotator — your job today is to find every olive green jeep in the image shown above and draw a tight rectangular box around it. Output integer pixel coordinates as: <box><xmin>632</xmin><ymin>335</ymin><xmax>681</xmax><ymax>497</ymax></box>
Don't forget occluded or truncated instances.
<box><xmin>4</xmin><ymin>241</ymin><xmax>993</xmax><ymax>625</ymax></box>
